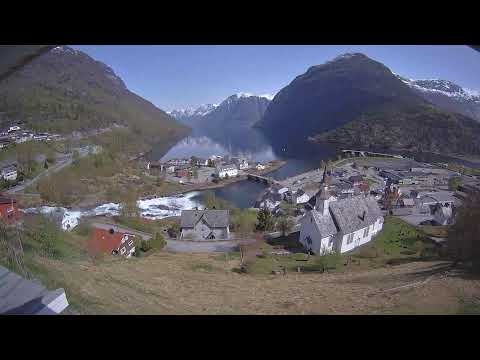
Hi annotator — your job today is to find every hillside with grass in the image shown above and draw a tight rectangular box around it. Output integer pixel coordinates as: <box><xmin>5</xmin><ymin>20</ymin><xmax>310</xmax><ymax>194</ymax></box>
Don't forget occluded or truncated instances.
<box><xmin>0</xmin><ymin>46</ymin><xmax>190</xmax><ymax>146</ymax></box>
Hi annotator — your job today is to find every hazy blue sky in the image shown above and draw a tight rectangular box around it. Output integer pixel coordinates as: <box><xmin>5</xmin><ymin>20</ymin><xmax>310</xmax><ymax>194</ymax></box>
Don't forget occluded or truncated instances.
<box><xmin>72</xmin><ymin>45</ymin><xmax>480</xmax><ymax>111</ymax></box>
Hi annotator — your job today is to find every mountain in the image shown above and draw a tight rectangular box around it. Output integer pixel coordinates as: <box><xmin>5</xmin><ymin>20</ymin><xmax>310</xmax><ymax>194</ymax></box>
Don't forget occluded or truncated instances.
<box><xmin>256</xmin><ymin>53</ymin><xmax>480</xmax><ymax>156</ymax></box>
<box><xmin>169</xmin><ymin>93</ymin><xmax>271</xmax><ymax>130</ymax></box>
<box><xmin>0</xmin><ymin>46</ymin><xmax>189</xmax><ymax>146</ymax></box>
<box><xmin>168</xmin><ymin>104</ymin><xmax>218</xmax><ymax>124</ymax></box>
<box><xmin>397</xmin><ymin>76</ymin><xmax>480</xmax><ymax>121</ymax></box>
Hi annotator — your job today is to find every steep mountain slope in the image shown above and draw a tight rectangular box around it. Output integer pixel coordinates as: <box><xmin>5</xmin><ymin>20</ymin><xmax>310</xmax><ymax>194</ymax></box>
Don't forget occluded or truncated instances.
<box><xmin>0</xmin><ymin>46</ymin><xmax>189</xmax><ymax>145</ymax></box>
<box><xmin>256</xmin><ymin>53</ymin><xmax>480</xmax><ymax>156</ymax></box>
<box><xmin>199</xmin><ymin>93</ymin><xmax>270</xmax><ymax>130</ymax></box>
<box><xmin>169</xmin><ymin>93</ymin><xmax>271</xmax><ymax>130</ymax></box>
<box><xmin>397</xmin><ymin>76</ymin><xmax>480</xmax><ymax>121</ymax></box>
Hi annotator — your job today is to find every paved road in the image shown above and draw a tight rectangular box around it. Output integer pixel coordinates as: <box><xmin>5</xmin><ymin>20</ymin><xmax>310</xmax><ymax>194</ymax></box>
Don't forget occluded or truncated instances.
<box><xmin>165</xmin><ymin>239</ymin><xmax>239</xmax><ymax>253</ymax></box>
<box><xmin>6</xmin><ymin>147</ymin><xmax>90</xmax><ymax>194</ymax></box>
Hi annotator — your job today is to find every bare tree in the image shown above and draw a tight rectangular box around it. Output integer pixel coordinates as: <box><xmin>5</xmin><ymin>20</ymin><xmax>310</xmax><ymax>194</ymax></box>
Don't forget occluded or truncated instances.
<box><xmin>448</xmin><ymin>192</ymin><xmax>480</xmax><ymax>271</ymax></box>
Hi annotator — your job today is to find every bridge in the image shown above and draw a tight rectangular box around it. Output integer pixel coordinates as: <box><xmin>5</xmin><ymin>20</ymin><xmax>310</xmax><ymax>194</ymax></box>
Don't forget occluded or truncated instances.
<box><xmin>342</xmin><ymin>149</ymin><xmax>404</xmax><ymax>159</ymax></box>
<box><xmin>246</xmin><ymin>173</ymin><xmax>280</xmax><ymax>186</ymax></box>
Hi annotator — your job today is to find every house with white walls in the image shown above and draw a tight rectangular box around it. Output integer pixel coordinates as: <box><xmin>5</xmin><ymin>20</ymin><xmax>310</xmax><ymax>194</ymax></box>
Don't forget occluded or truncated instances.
<box><xmin>216</xmin><ymin>164</ymin><xmax>238</xmax><ymax>178</ymax></box>
<box><xmin>299</xmin><ymin>167</ymin><xmax>384</xmax><ymax>255</ymax></box>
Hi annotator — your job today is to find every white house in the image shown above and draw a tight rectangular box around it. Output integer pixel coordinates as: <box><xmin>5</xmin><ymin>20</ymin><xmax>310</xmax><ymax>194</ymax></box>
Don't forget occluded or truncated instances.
<box><xmin>180</xmin><ymin>209</ymin><xmax>230</xmax><ymax>240</ymax></box>
<box><xmin>433</xmin><ymin>204</ymin><xmax>454</xmax><ymax>225</ymax></box>
<box><xmin>1</xmin><ymin>165</ymin><xmax>17</xmax><ymax>181</ymax></box>
<box><xmin>7</xmin><ymin>126</ymin><xmax>20</xmax><ymax>133</ymax></box>
<box><xmin>299</xmin><ymin>174</ymin><xmax>383</xmax><ymax>255</ymax></box>
<box><xmin>237</xmin><ymin>159</ymin><xmax>249</xmax><ymax>170</ymax></box>
<box><xmin>216</xmin><ymin>164</ymin><xmax>238</xmax><ymax>178</ymax></box>
<box><xmin>255</xmin><ymin>163</ymin><xmax>266</xmax><ymax>171</ymax></box>
<box><xmin>290</xmin><ymin>189</ymin><xmax>311</xmax><ymax>204</ymax></box>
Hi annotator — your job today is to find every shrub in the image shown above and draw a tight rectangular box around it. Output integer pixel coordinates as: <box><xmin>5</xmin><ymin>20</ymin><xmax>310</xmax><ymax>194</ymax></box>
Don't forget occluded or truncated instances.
<box><xmin>150</xmin><ymin>232</ymin><xmax>166</xmax><ymax>250</ymax></box>
<box><xmin>140</xmin><ymin>240</ymin><xmax>152</xmax><ymax>252</ymax></box>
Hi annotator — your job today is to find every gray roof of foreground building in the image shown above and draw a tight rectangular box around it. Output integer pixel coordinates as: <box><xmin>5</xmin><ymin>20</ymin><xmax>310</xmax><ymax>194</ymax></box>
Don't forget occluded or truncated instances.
<box><xmin>181</xmin><ymin>209</ymin><xmax>229</xmax><ymax>228</ymax></box>
<box><xmin>0</xmin><ymin>265</ymin><xmax>68</xmax><ymax>315</ymax></box>
<box><xmin>310</xmin><ymin>209</ymin><xmax>338</xmax><ymax>238</ymax></box>
<box><xmin>329</xmin><ymin>195</ymin><xmax>383</xmax><ymax>234</ymax></box>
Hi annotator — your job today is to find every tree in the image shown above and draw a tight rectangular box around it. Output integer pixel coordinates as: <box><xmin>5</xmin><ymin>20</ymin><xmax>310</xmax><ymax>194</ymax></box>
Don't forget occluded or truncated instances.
<box><xmin>120</xmin><ymin>188</ymin><xmax>139</xmax><ymax>218</ymax></box>
<box><xmin>276</xmin><ymin>216</ymin><xmax>294</xmax><ymax>237</ymax></box>
<box><xmin>207</xmin><ymin>159</ymin><xmax>214</xmax><ymax>167</ymax></box>
<box><xmin>16</xmin><ymin>143</ymin><xmax>36</xmax><ymax>176</ymax></box>
<box><xmin>257</xmin><ymin>208</ymin><xmax>275</xmax><ymax>231</ymax></box>
<box><xmin>169</xmin><ymin>222</ymin><xmax>181</xmax><ymax>238</ymax></box>
<box><xmin>448</xmin><ymin>193</ymin><xmax>480</xmax><ymax>271</ymax></box>
<box><xmin>72</xmin><ymin>150</ymin><xmax>80</xmax><ymax>166</ymax></box>
<box><xmin>448</xmin><ymin>177</ymin><xmax>462</xmax><ymax>191</ymax></box>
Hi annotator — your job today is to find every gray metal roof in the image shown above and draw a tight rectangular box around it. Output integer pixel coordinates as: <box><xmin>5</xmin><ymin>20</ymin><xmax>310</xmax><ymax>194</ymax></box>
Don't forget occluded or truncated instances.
<box><xmin>181</xmin><ymin>210</ymin><xmax>229</xmax><ymax>228</ymax></box>
<box><xmin>311</xmin><ymin>210</ymin><xmax>338</xmax><ymax>238</ymax></box>
<box><xmin>0</xmin><ymin>265</ymin><xmax>68</xmax><ymax>315</ymax></box>
<box><xmin>329</xmin><ymin>196</ymin><xmax>383</xmax><ymax>234</ymax></box>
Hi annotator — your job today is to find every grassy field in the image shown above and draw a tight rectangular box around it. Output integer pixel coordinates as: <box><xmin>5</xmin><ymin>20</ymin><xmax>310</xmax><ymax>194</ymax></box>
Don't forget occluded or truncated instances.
<box><xmin>2</xmin><ymin>215</ymin><xmax>478</xmax><ymax>315</ymax></box>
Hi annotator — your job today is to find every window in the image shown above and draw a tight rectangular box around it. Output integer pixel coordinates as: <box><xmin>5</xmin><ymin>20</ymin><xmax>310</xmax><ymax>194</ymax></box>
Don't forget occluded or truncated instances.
<box><xmin>120</xmin><ymin>247</ymin><xmax>126</xmax><ymax>255</ymax></box>
<box><xmin>128</xmin><ymin>240</ymin><xmax>134</xmax><ymax>247</ymax></box>
<box><xmin>347</xmin><ymin>233</ymin><xmax>354</xmax><ymax>244</ymax></box>
<box><xmin>305</xmin><ymin>236</ymin><xmax>312</xmax><ymax>245</ymax></box>
<box><xmin>363</xmin><ymin>227</ymin><xmax>369</xmax><ymax>237</ymax></box>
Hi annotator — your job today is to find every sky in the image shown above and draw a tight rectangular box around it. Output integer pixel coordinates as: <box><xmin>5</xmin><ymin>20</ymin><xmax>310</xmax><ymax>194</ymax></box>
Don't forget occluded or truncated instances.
<box><xmin>72</xmin><ymin>45</ymin><xmax>480</xmax><ymax>112</ymax></box>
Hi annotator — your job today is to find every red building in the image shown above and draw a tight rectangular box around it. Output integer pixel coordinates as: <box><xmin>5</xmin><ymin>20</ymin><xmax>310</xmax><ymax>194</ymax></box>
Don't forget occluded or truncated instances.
<box><xmin>0</xmin><ymin>195</ymin><xmax>21</xmax><ymax>224</ymax></box>
<box><xmin>87</xmin><ymin>228</ymin><xmax>136</xmax><ymax>258</ymax></box>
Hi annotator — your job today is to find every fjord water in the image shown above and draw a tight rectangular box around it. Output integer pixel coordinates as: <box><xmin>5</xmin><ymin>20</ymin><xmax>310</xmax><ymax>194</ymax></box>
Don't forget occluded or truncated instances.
<box><xmin>152</xmin><ymin>127</ymin><xmax>338</xmax><ymax>208</ymax></box>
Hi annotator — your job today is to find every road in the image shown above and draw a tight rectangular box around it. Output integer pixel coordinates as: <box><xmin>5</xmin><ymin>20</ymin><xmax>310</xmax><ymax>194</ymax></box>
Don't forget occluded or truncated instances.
<box><xmin>6</xmin><ymin>146</ymin><xmax>90</xmax><ymax>194</ymax></box>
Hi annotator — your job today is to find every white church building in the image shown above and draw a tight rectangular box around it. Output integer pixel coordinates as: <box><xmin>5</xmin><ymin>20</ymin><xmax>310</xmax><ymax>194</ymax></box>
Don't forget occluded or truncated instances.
<box><xmin>299</xmin><ymin>168</ymin><xmax>384</xmax><ymax>255</ymax></box>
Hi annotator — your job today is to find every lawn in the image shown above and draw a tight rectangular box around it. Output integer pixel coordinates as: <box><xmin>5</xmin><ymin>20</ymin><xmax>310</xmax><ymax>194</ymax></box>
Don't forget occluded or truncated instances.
<box><xmin>236</xmin><ymin>217</ymin><xmax>440</xmax><ymax>276</ymax></box>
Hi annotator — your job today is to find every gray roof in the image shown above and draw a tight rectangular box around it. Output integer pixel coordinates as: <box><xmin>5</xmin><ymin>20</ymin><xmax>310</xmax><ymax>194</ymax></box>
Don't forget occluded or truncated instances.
<box><xmin>0</xmin><ymin>265</ymin><xmax>68</xmax><ymax>314</ymax></box>
<box><xmin>311</xmin><ymin>209</ymin><xmax>338</xmax><ymax>237</ymax></box>
<box><xmin>181</xmin><ymin>210</ymin><xmax>229</xmax><ymax>228</ymax></box>
<box><xmin>329</xmin><ymin>196</ymin><xmax>383</xmax><ymax>234</ymax></box>
<box><xmin>420</xmin><ymin>191</ymin><xmax>455</xmax><ymax>204</ymax></box>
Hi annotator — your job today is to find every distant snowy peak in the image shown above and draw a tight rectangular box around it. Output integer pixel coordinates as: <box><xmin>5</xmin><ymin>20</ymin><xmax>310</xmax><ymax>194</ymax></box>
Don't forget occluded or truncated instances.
<box><xmin>397</xmin><ymin>75</ymin><xmax>480</xmax><ymax>103</ymax></box>
<box><xmin>222</xmin><ymin>92</ymin><xmax>274</xmax><ymax>106</ymax></box>
<box><xmin>169</xmin><ymin>104</ymin><xmax>218</xmax><ymax>119</ymax></box>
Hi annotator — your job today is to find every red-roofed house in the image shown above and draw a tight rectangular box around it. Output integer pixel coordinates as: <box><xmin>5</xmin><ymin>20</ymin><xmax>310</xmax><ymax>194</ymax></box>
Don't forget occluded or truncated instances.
<box><xmin>0</xmin><ymin>195</ymin><xmax>21</xmax><ymax>224</ymax></box>
<box><xmin>88</xmin><ymin>228</ymin><xmax>136</xmax><ymax>258</ymax></box>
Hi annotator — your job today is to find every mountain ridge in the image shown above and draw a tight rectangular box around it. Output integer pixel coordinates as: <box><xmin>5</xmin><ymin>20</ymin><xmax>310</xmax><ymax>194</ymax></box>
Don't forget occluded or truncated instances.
<box><xmin>255</xmin><ymin>53</ymin><xmax>480</xmax><ymax>156</ymax></box>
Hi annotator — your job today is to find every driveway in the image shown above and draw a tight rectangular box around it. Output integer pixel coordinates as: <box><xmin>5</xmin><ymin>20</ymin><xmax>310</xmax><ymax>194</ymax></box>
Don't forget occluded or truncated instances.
<box><xmin>165</xmin><ymin>239</ymin><xmax>239</xmax><ymax>253</ymax></box>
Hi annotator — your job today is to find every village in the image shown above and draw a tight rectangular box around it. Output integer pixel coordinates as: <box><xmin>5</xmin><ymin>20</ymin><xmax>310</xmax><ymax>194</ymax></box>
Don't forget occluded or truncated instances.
<box><xmin>1</xmin><ymin>129</ymin><xmax>480</xmax><ymax>314</ymax></box>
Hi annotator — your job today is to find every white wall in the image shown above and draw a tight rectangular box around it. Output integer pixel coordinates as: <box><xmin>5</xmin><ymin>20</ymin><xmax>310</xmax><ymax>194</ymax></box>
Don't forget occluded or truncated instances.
<box><xmin>338</xmin><ymin>218</ymin><xmax>383</xmax><ymax>253</ymax></box>
<box><xmin>299</xmin><ymin>212</ymin><xmax>334</xmax><ymax>255</ymax></box>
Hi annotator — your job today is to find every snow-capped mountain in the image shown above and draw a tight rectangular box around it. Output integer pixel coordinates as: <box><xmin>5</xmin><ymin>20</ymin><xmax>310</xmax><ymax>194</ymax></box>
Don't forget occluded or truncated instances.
<box><xmin>397</xmin><ymin>75</ymin><xmax>480</xmax><ymax>121</ymax></box>
<box><xmin>168</xmin><ymin>93</ymin><xmax>273</xmax><ymax>126</ymax></box>
<box><xmin>168</xmin><ymin>104</ymin><xmax>218</xmax><ymax>123</ymax></box>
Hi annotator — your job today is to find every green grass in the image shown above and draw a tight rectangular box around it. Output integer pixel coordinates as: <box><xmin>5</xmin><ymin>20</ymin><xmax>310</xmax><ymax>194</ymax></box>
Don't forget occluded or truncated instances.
<box><xmin>243</xmin><ymin>217</ymin><xmax>439</xmax><ymax>276</ymax></box>
<box><xmin>190</xmin><ymin>263</ymin><xmax>220</xmax><ymax>273</ymax></box>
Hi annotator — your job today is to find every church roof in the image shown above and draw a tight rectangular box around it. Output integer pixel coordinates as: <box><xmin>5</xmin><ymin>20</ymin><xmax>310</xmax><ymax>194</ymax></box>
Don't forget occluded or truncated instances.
<box><xmin>329</xmin><ymin>196</ymin><xmax>383</xmax><ymax>234</ymax></box>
